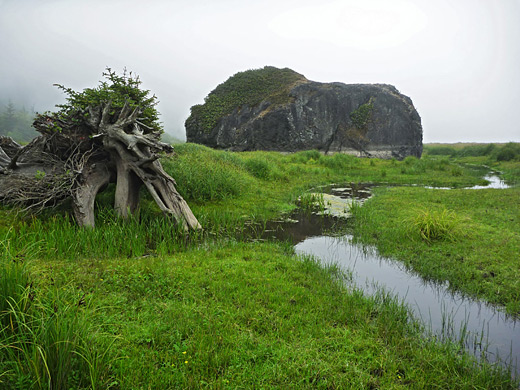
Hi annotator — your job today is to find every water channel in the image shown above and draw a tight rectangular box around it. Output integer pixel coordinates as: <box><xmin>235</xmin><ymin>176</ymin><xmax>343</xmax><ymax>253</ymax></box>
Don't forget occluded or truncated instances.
<box><xmin>257</xmin><ymin>174</ymin><xmax>519</xmax><ymax>377</ymax></box>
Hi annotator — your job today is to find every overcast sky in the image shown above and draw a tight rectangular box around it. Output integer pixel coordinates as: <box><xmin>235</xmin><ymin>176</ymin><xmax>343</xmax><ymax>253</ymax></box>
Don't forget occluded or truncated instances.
<box><xmin>1</xmin><ymin>0</ymin><xmax>519</xmax><ymax>143</ymax></box>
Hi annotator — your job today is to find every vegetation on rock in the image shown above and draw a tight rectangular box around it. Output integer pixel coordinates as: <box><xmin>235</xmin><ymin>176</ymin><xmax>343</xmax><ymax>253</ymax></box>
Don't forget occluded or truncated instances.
<box><xmin>330</xmin><ymin>97</ymin><xmax>375</xmax><ymax>154</ymax></box>
<box><xmin>185</xmin><ymin>66</ymin><xmax>307</xmax><ymax>133</ymax></box>
<box><xmin>186</xmin><ymin>68</ymin><xmax>422</xmax><ymax>159</ymax></box>
<box><xmin>349</xmin><ymin>97</ymin><xmax>375</xmax><ymax>129</ymax></box>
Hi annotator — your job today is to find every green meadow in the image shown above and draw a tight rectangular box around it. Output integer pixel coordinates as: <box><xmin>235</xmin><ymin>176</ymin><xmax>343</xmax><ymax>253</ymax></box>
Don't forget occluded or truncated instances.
<box><xmin>1</xmin><ymin>142</ymin><xmax>519</xmax><ymax>389</ymax></box>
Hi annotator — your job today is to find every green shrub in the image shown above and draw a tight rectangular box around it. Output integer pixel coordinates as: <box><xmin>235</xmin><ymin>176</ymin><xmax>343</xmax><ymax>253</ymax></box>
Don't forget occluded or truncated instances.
<box><xmin>495</xmin><ymin>142</ymin><xmax>520</xmax><ymax>162</ymax></box>
<box><xmin>349</xmin><ymin>98</ymin><xmax>374</xmax><ymax>129</ymax></box>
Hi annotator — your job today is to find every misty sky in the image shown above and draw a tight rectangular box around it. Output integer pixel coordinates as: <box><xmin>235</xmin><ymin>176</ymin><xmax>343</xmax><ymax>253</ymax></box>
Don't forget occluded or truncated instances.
<box><xmin>1</xmin><ymin>0</ymin><xmax>519</xmax><ymax>143</ymax></box>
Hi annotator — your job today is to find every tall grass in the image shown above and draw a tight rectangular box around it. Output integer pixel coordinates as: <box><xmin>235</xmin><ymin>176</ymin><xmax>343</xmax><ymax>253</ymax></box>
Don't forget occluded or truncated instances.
<box><xmin>407</xmin><ymin>208</ymin><xmax>468</xmax><ymax>243</ymax></box>
<box><xmin>0</xmin><ymin>250</ymin><xmax>115</xmax><ymax>388</ymax></box>
<box><xmin>0</xmin><ymin>144</ymin><xmax>494</xmax><ymax>261</ymax></box>
<box><xmin>1</xmin><ymin>209</ymin><xmax>205</xmax><ymax>261</ymax></box>
<box><xmin>319</xmin><ymin>152</ymin><xmax>358</xmax><ymax>170</ymax></box>
<box><xmin>424</xmin><ymin>142</ymin><xmax>520</xmax><ymax>162</ymax></box>
<box><xmin>0</xmin><ymin>288</ymin><xmax>114</xmax><ymax>389</ymax></box>
<box><xmin>297</xmin><ymin>192</ymin><xmax>325</xmax><ymax>213</ymax></box>
<box><xmin>288</xmin><ymin>149</ymin><xmax>322</xmax><ymax>164</ymax></box>
<box><xmin>0</xmin><ymin>245</ymin><xmax>31</xmax><ymax>331</ymax></box>
<box><xmin>163</xmin><ymin>143</ymin><xmax>252</xmax><ymax>202</ymax></box>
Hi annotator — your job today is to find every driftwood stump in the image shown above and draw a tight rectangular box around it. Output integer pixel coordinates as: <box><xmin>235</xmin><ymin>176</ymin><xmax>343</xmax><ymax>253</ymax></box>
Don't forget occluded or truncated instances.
<box><xmin>0</xmin><ymin>100</ymin><xmax>200</xmax><ymax>230</ymax></box>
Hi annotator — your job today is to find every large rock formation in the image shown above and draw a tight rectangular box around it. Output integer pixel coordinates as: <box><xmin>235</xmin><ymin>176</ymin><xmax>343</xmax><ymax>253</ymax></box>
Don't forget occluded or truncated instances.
<box><xmin>186</xmin><ymin>67</ymin><xmax>422</xmax><ymax>159</ymax></box>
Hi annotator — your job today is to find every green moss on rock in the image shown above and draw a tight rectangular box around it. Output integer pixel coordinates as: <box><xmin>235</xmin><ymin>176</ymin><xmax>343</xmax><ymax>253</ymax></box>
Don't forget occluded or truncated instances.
<box><xmin>186</xmin><ymin>66</ymin><xmax>307</xmax><ymax>133</ymax></box>
<box><xmin>349</xmin><ymin>97</ymin><xmax>374</xmax><ymax>130</ymax></box>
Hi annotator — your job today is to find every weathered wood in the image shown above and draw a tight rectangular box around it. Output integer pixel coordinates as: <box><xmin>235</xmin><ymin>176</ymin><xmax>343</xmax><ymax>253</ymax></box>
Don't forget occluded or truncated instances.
<box><xmin>71</xmin><ymin>162</ymin><xmax>111</xmax><ymax>228</ymax></box>
<box><xmin>113</xmin><ymin>156</ymin><xmax>142</xmax><ymax>219</ymax></box>
<box><xmin>0</xmin><ymin>148</ymin><xmax>10</xmax><ymax>168</ymax></box>
<box><xmin>0</xmin><ymin>100</ymin><xmax>201</xmax><ymax>230</ymax></box>
<box><xmin>132</xmin><ymin>159</ymin><xmax>201</xmax><ymax>230</ymax></box>
<box><xmin>0</xmin><ymin>136</ymin><xmax>22</xmax><ymax>159</ymax></box>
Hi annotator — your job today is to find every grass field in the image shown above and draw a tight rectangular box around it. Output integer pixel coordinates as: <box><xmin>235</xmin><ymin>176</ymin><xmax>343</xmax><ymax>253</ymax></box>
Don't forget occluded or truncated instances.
<box><xmin>1</xmin><ymin>143</ymin><xmax>519</xmax><ymax>388</ymax></box>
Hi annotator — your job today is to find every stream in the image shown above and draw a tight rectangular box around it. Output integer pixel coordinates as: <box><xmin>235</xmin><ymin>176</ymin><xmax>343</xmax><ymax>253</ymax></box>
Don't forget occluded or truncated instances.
<box><xmin>258</xmin><ymin>175</ymin><xmax>519</xmax><ymax>377</ymax></box>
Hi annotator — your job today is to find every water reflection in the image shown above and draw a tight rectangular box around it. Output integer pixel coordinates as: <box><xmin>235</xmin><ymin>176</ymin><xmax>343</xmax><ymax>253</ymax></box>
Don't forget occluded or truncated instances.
<box><xmin>469</xmin><ymin>174</ymin><xmax>510</xmax><ymax>189</ymax></box>
<box><xmin>426</xmin><ymin>174</ymin><xmax>510</xmax><ymax>190</ymax></box>
<box><xmin>295</xmin><ymin>235</ymin><xmax>519</xmax><ymax>374</ymax></box>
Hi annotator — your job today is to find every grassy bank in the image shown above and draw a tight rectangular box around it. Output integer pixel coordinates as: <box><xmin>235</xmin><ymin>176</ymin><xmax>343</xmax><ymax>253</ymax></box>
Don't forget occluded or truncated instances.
<box><xmin>3</xmin><ymin>242</ymin><xmax>517</xmax><ymax>388</ymax></box>
<box><xmin>348</xmin><ymin>151</ymin><xmax>519</xmax><ymax>315</ymax></box>
<box><xmin>1</xmin><ymin>144</ymin><xmax>519</xmax><ymax>388</ymax></box>
<box><xmin>351</xmin><ymin>185</ymin><xmax>520</xmax><ymax>315</ymax></box>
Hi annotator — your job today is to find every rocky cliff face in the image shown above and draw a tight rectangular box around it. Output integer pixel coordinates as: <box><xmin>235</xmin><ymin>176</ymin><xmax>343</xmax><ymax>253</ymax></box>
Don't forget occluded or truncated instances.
<box><xmin>186</xmin><ymin>68</ymin><xmax>423</xmax><ymax>159</ymax></box>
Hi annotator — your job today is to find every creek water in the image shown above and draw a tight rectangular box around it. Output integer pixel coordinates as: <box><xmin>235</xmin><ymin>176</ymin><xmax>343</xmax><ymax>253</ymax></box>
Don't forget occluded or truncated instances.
<box><xmin>467</xmin><ymin>174</ymin><xmax>510</xmax><ymax>189</ymax></box>
<box><xmin>258</xmin><ymin>175</ymin><xmax>519</xmax><ymax>377</ymax></box>
<box><xmin>425</xmin><ymin>174</ymin><xmax>510</xmax><ymax>190</ymax></box>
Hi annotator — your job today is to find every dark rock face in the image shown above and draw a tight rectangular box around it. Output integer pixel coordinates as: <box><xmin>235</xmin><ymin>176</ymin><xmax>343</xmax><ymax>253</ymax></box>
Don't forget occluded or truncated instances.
<box><xmin>186</xmin><ymin>80</ymin><xmax>423</xmax><ymax>159</ymax></box>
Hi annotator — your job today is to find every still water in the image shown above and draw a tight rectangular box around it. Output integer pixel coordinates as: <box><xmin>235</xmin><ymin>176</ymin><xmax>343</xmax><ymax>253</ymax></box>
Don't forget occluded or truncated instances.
<box><xmin>295</xmin><ymin>236</ymin><xmax>519</xmax><ymax>374</ymax></box>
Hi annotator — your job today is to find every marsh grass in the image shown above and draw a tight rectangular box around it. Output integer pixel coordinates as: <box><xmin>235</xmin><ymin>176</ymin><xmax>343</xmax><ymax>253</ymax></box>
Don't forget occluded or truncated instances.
<box><xmin>163</xmin><ymin>143</ymin><xmax>253</xmax><ymax>202</ymax></box>
<box><xmin>0</xmin><ymin>289</ymin><xmax>114</xmax><ymax>389</ymax></box>
<box><xmin>319</xmin><ymin>152</ymin><xmax>358</xmax><ymax>170</ymax></box>
<box><xmin>0</xmin><ymin>252</ymin><xmax>114</xmax><ymax>389</ymax></box>
<box><xmin>288</xmin><ymin>149</ymin><xmax>322</xmax><ymax>164</ymax></box>
<box><xmin>0</xmin><ymin>147</ymin><xmax>506</xmax><ymax>263</ymax></box>
<box><xmin>498</xmin><ymin>160</ymin><xmax>520</xmax><ymax>186</ymax></box>
<box><xmin>0</xmin><ymin>254</ymin><xmax>31</xmax><ymax>331</ymax></box>
<box><xmin>1</xmin><ymin>145</ymin><xmax>519</xmax><ymax>387</ymax></box>
<box><xmin>1</xmin><ymin>208</ymin><xmax>205</xmax><ymax>261</ymax></box>
<box><xmin>40</xmin><ymin>242</ymin><xmax>518</xmax><ymax>389</ymax></box>
<box><xmin>242</xmin><ymin>155</ymin><xmax>279</xmax><ymax>180</ymax></box>
<box><xmin>407</xmin><ymin>208</ymin><xmax>468</xmax><ymax>243</ymax></box>
<box><xmin>424</xmin><ymin>143</ymin><xmax>520</xmax><ymax>161</ymax></box>
<box><xmin>297</xmin><ymin>192</ymin><xmax>325</xmax><ymax>213</ymax></box>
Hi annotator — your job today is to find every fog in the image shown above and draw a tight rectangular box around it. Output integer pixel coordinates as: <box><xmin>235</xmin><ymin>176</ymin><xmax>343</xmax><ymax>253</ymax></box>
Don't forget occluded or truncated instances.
<box><xmin>1</xmin><ymin>0</ymin><xmax>519</xmax><ymax>143</ymax></box>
